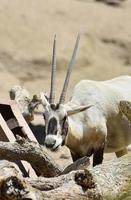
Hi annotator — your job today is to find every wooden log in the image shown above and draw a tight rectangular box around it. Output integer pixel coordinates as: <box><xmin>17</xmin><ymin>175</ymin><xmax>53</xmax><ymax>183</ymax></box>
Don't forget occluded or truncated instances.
<box><xmin>0</xmin><ymin>154</ymin><xmax>131</xmax><ymax>199</ymax></box>
<box><xmin>0</xmin><ymin>134</ymin><xmax>130</xmax><ymax>199</ymax></box>
<box><xmin>0</xmin><ymin>137</ymin><xmax>62</xmax><ymax>177</ymax></box>
<box><xmin>62</xmin><ymin>156</ymin><xmax>90</xmax><ymax>175</ymax></box>
<box><xmin>0</xmin><ymin>161</ymin><xmax>98</xmax><ymax>200</ymax></box>
<box><xmin>0</xmin><ymin>160</ymin><xmax>94</xmax><ymax>200</ymax></box>
<box><xmin>27</xmin><ymin>154</ymin><xmax>131</xmax><ymax>200</ymax></box>
<box><xmin>0</xmin><ymin>161</ymin><xmax>44</xmax><ymax>200</ymax></box>
<box><xmin>0</xmin><ymin>137</ymin><xmax>90</xmax><ymax>177</ymax></box>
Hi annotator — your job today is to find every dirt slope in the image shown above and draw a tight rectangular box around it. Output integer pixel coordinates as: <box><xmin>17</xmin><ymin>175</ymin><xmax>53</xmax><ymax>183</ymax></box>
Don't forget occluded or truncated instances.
<box><xmin>0</xmin><ymin>0</ymin><xmax>130</xmax><ymax>99</ymax></box>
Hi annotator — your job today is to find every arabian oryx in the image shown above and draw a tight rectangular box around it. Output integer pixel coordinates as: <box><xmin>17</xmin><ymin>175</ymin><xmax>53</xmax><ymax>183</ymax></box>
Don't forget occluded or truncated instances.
<box><xmin>40</xmin><ymin>34</ymin><xmax>131</xmax><ymax>166</ymax></box>
<box><xmin>9</xmin><ymin>85</ymin><xmax>41</xmax><ymax>123</ymax></box>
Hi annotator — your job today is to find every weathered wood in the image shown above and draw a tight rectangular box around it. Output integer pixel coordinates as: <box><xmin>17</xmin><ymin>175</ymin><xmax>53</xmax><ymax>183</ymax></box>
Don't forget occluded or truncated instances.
<box><xmin>0</xmin><ymin>160</ymin><xmax>95</xmax><ymax>200</ymax></box>
<box><xmin>90</xmin><ymin>153</ymin><xmax>131</xmax><ymax>199</ymax></box>
<box><xmin>0</xmin><ymin>137</ymin><xmax>62</xmax><ymax>177</ymax></box>
<box><xmin>0</xmin><ymin>137</ymin><xmax>91</xmax><ymax>177</ymax></box>
<box><xmin>26</xmin><ymin>154</ymin><xmax>131</xmax><ymax>199</ymax></box>
<box><xmin>62</xmin><ymin>156</ymin><xmax>90</xmax><ymax>175</ymax></box>
<box><xmin>0</xmin><ymin>161</ymin><xmax>44</xmax><ymax>200</ymax></box>
<box><xmin>0</xmin><ymin>98</ymin><xmax>39</xmax><ymax>177</ymax></box>
<box><xmin>0</xmin><ymin>161</ymin><xmax>98</xmax><ymax>200</ymax></box>
<box><xmin>0</xmin><ymin>135</ymin><xmax>130</xmax><ymax>199</ymax></box>
<box><xmin>0</xmin><ymin>153</ymin><xmax>131</xmax><ymax>199</ymax></box>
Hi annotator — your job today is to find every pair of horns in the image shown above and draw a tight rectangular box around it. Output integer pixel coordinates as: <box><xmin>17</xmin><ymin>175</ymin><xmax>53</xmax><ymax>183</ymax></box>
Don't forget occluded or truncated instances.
<box><xmin>49</xmin><ymin>34</ymin><xmax>80</xmax><ymax>105</ymax></box>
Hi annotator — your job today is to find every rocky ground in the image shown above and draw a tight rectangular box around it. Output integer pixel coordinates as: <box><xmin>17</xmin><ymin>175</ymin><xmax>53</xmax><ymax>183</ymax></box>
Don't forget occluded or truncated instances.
<box><xmin>0</xmin><ymin>0</ymin><xmax>130</xmax><ymax>167</ymax></box>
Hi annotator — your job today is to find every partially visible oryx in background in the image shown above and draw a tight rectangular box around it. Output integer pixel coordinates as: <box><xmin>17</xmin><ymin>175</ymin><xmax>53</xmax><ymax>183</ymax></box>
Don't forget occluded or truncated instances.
<box><xmin>40</xmin><ymin>34</ymin><xmax>131</xmax><ymax>166</ymax></box>
<box><xmin>9</xmin><ymin>85</ymin><xmax>41</xmax><ymax>123</ymax></box>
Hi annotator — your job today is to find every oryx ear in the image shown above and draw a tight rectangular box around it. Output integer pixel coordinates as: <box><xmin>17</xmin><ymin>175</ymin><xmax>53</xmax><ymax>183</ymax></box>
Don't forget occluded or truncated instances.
<box><xmin>67</xmin><ymin>104</ymin><xmax>93</xmax><ymax>116</ymax></box>
<box><xmin>40</xmin><ymin>92</ymin><xmax>50</xmax><ymax>107</ymax></box>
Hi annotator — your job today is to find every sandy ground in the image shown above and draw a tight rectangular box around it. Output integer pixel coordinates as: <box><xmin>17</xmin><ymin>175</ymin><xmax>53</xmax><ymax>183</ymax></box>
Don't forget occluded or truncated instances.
<box><xmin>0</xmin><ymin>0</ymin><xmax>130</xmax><ymax>168</ymax></box>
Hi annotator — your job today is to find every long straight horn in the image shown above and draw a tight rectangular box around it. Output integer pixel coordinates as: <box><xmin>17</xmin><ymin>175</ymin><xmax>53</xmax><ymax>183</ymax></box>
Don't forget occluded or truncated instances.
<box><xmin>59</xmin><ymin>34</ymin><xmax>80</xmax><ymax>105</ymax></box>
<box><xmin>49</xmin><ymin>34</ymin><xmax>57</xmax><ymax>104</ymax></box>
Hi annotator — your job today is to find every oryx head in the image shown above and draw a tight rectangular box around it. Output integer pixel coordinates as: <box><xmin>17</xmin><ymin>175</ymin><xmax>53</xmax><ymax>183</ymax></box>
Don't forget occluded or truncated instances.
<box><xmin>41</xmin><ymin>34</ymin><xmax>92</xmax><ymax>151</ymax></box>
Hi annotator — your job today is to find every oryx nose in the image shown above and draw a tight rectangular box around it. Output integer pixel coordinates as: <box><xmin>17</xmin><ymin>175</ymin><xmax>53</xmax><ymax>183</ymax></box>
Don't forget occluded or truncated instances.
<box><xmin>45</xmin><ymin>138</ymin><xmax>56</xmax><ymax>148</ymax></box>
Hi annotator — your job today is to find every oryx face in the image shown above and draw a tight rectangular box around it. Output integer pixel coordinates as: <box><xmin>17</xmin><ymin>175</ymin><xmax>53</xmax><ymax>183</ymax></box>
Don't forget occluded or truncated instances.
<box><xmin>41</xmin><ymin>94</ymin><xmax>92</xmax><ymax>151</ymax></box>
<box><xmin>43</xmin><ymin>103</ymin><xmax>69</xmax><ymax>151</ymax></box>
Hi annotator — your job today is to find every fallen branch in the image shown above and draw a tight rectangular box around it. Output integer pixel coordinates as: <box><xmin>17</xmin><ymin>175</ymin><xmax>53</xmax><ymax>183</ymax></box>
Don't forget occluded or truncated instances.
<box><xmin>27</xmin><ymin>168</ymin><xmax>92</xmax><ymax>192</ymax></box>
<box><xmin>0</xmin><ymin>137</ymin><xmax>90</xmax><ymax>177</ymax></box>
<box><xmin>0</xmin><ymin>137</ymin><xmax>62</xmax><ymax>177</ymax></box>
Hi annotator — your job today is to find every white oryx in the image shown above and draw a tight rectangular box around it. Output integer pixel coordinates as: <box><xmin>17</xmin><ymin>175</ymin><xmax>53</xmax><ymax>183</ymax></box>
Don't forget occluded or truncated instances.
<box><xmin>40</xmin><ymin>34</ymin><xmax>131</xmax><ymax>166</ymax></box>
<box><xmin>9</xmin><ymin>85</ymin><xmax>41</xmax><ymax>123</ymax></box>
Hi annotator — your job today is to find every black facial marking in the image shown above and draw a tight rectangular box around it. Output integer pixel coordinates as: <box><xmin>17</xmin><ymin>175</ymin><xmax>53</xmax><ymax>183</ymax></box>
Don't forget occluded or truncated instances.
<box><xmin>62</xmin><ymin>120</ymin><xmax>68</xmax><ymax>135</ymax></box>
<box><xmin>47</xmin><ymin>117</ymin><xmax>57</xmax><ymax>135</ymax></box>
<box><xmin>63</xmin><ymin>115</ymin><xmax>67</xmax><ymax>122</ymax></box>
<box><xmin>61</xmin><ymin>117</ymin><xmax>69</xmax><ymax>146</ymax></box>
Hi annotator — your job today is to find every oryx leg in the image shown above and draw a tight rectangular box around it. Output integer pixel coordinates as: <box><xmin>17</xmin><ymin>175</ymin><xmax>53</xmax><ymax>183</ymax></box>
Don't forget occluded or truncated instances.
<box><xmin>71</xmin><ymin>152</ymin><xmax>81</xmax><ymax>162</ymax></box>
<box><xmin>93</xmin><ymin>144</ymin><xmax>105</xmax><ymax>167</ymax></box>
<box><xmin>92</xmin><ymin>124</ymin><xmax>107</xmax><ymax>167</ymax></box>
